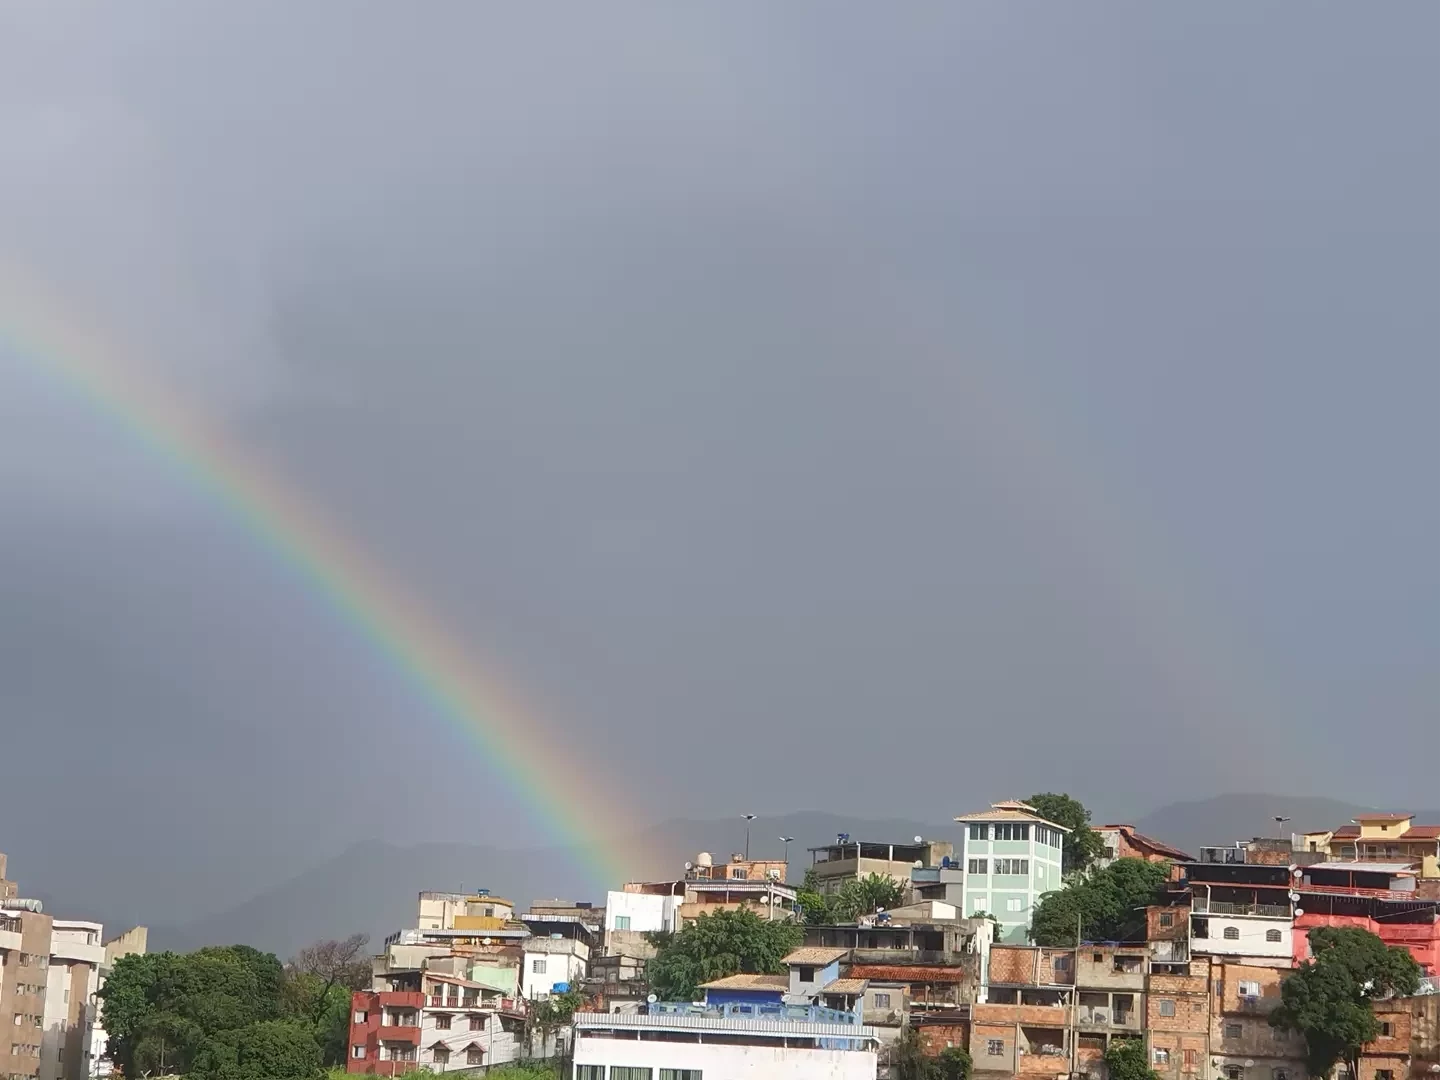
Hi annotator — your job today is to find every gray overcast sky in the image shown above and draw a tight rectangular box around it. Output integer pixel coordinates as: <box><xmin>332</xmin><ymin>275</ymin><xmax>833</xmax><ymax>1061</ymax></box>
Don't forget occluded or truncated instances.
<box><xmin>1</xmin><ymin>2</ymin><xmax>1437</xmax><ymax>923</ymax></box>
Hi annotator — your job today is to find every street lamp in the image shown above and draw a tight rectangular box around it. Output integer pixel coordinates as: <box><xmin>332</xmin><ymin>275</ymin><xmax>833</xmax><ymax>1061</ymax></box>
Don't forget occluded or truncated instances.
<box><xmin>1274</xmin><ymin>816</ymin><xmax>1292</xmax><ymax>840</ymax></box>
<box><xmin>779</xmin><ymin>836</ymin><xmax>796</xmax><ymax>871</ymax></box>
<box><xmin>743</xmin><ymin>814</ymin><xmax>757</xmax><ymax>861</ymax></box>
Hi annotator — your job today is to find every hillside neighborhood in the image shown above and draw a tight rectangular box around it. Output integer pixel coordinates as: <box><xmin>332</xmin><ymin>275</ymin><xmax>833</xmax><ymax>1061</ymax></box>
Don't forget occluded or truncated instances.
<box><xmin>4</xmin><ymin>798</ymin><xmax>1438</xmax><ymax>1080</ymax></box>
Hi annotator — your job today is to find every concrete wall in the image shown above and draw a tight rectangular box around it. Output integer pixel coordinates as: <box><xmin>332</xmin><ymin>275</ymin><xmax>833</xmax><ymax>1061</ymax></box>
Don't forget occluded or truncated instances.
<box><xmin>521</xmin><ymin>945</ymin><xmax>586</xmax><ymax>999</ymax></box>
<box><xmin>1194</xmin><ymin>916</ymin><xmax>1293</xmax><ymax>961</ymax></box>
<box><xmin>574</xmin><ymin>1035</ymin><xmax>878</xmax><ymax>1078</ymax></box>
<box><xmin>605</xmin><ymin>890</ymin><xmax>680</xmax><ymax>935</ymax></box>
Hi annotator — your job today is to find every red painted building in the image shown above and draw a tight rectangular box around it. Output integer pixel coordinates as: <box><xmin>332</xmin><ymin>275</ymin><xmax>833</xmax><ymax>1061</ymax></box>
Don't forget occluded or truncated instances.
<box><xmin>1292</xmin><ymin>862</ymin><xmax>1440</xmax><ymax>976</ymax></box>
<box><xmin>346</xmin><ymin>976</ymin><xmax>528</xmax><ymax>1075</ymax></box>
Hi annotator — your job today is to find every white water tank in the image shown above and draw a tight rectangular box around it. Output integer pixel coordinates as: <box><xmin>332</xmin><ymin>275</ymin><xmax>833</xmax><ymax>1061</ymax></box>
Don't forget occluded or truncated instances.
<box><xmin>696</xmin><ymin>852</ymin><xmax>713</xmax><ymax>868</ymax></box>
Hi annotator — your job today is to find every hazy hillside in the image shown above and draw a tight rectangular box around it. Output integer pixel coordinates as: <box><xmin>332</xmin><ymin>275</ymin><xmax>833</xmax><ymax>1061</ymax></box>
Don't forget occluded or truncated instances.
<box><xmin>149</xmin><ymin>811</ymin><xmax>949</xmax><ymax>957</ymax></box>
<box><xmin>1131</xmin><ymin>794</ymin><xmax>1440</xmax><ymax>858</ymax></box>
<box><xmin>137</xmin><ymin>796</ymin><xmax>1440</xmax><ymax>958</ymax></box>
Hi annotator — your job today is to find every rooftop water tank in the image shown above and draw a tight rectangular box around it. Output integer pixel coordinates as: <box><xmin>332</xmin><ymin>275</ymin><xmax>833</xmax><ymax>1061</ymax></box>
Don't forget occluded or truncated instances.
<box><xmin>696</xmin><ymin>852</ymin><xmax>713</xmax><ymax>868</ymax></box>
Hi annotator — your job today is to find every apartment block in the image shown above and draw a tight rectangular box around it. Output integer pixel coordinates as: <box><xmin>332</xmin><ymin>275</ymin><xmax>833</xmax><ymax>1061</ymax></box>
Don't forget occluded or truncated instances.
<box><xmin>39</xmin><ymin>921</ymin><xmax>105</xmax><ymax>1080</ymax></box>
<box><xmin>806</xmin><ymin>838</ymin><xmax>954</xmax><ymax>898</ymax></box>
<box><xmin>1304</xmin><ymin>812</ymin><xmax>1440</xmax><ymax>879</ymax></box>
<box><xmin>1145</xmin><ymin>955</ymin><xmax>1211</xmax><ymax>1080</ymax></box>
<box><xmin>954</xmin><ymin>802</ymin><xmax>1068</xmax><ymax>944</ymax></box>
<box><xmin>347</xmin><ymin>974</ymin><xmax>527</xmax><ymax>1075</ymax></box>
<box><xmin>1</xmin><ymin>856</ymin><xmax>52</xmax><ymax>1080</ymax></box>
<box><xmin>1208</xmin><ymin>962</ymin><xmax>1306</xmax><ymax>1080</ymax></box>
<box><xmin>1182</xmin><ymin>847</ymin><xmax>1295</xmax><ymax>967</ymax></box>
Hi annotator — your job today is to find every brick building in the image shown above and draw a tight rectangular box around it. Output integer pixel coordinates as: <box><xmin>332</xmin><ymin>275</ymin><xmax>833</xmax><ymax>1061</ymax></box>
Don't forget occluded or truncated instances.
<box><xmin>0</xmin><ymin>855</ymin><xmax>52</xmax><ymax>1080</ymax></box>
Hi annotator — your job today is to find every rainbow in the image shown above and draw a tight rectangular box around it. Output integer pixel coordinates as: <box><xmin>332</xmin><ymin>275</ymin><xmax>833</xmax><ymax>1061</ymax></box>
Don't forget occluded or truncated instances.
<box><xmin>0</xmin><ymin>270</ymin><xmax>632</xmax><ymax>890</ymax></box>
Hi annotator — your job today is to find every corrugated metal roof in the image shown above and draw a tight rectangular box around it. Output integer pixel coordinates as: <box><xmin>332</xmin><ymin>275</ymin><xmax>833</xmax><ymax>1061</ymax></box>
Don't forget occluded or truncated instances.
<box><xmin>1308</xmin><ymin>862</ymin><xmax>1418</xmax><ymax>874</ymax></box>
<box><xmin>573</xmin><ymin>1011</ymin><xmax>878</xmax><ymax>1042</ymax></box>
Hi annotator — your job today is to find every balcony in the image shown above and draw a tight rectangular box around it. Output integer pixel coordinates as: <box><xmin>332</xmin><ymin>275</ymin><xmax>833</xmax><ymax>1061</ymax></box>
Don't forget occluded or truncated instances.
<box><xmin>1193</xmin><ymin>898</ymin><xmax>1290</xmax><ymax>918</ymax></box>
<box><xmin>377</xmin><ymin>992</ymin><xmax>425</xmax><ymax>1009</ymax></box>
<box><xmin>648</xmin><ymin>1001</ymin><xmax>861</xmax><ymax>1026</ymax></box>
<box><xmin>376</xmin><ymin>1023</ymin><xmax>420</xmax><ymax>1044</ymax></box>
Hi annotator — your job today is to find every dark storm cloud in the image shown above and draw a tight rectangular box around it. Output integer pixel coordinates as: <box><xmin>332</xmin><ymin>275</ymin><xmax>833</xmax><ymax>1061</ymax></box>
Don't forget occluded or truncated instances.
<box><xmin>1</xmin><ymin>2</ymin><xmax>1435</xmax><ymax>927</ymax></box>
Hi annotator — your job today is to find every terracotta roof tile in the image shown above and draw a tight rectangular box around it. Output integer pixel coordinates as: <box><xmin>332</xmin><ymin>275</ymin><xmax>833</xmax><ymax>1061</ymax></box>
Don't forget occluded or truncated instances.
<box><xmin>820</xmin><ymin>978</ymin><xmax>870</xmax><ymax>994</ymax></box>
<box><xmin>783</xmin><ymin>947</ymin><xmax>849</xmax><ymax>966</ymax></box>
<box><xmin>698</xmin><ymin>974</ymin><xmax>789</xmax><ymax>991</ymax></box>
<box><xmin>847</xmin><ymin>964</ymin><xmax>971</xmax><ymax>984</ymax></box>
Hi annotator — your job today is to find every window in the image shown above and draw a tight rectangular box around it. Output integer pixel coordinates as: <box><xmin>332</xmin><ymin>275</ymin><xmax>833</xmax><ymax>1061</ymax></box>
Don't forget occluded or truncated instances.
<box><xmin>730</xmin><ymin>867</ymin><xmax>747</xmax><ymax>879</ymax></box>
<box><xmin>610</xmin><ymin>1069</ymin><xmax>653</xmax><ymax>1080</ymax></box>
<box><xmin>994</xmin><ymin>858</ymin><xmax>1029</xmax><ymax>875</ymax></box>
<box><xmin>1093</xmin><ymin>952</ymin><xmax>1103</xmax><ymax>963</ymax></box>
<box><xmin>970</xmin><ymin>824</ymin><xmax>989</xmax><ymax>841</ymax></box>
<box><xmin>1265</xmin><ymin>929</ymin><xmax>1282</xmax><ymax>943</ymax></box>
<box><xmin>1380</xmin><ymin>1022</ymin><xmax>1393</xmax><ymax>1036</ymax></box>
<box><xmin>1185</xmin><ymin>1050</ymin><xmax>1197</xmax><ymax>1070</ymax></box>
<box><xmin>660</xmin><ymin>1071</ymin><xmax>703</xmax><ymax>1080</ymax></box>
<box><xmin>1225</xmin><ymin>1023</ymin><xmax>1242</xmax><ymax>1039</ymax></box>
<box><xmin>466</xmin><ymin>1046</ymin><xmax>484</xmax><ymax>1066</ymax></box>
<box><xmin>1006</xmin><ymin>897</ymin><xmax>1023</xmax><ymax>912</ymax></box>
<box><xmin>614</xmin><ymin>915</ymin><xmax>631</xmax><ymax>931</ymax></box>
<box><xmin>994</xmin><ymin>823</ymin><xmax>1030</xmax><ymax>841</ymax></box>
<box><xmin>354</xmin><ymin>1011</ymin><xmax>367</xmax><ymax>1024</ymax></box>
<box><xmin>1052</xmin><ymin>954</ymin><xmax>1071</xmax><ymax>972</ymax></box>
<box><xmin>1273</xmin><ymin>1070</ymin><xmax>1289</xmax><ymax>1080</ymax></box>
<box><xmin>1226</xmin><ymin>1066</ymin><xmax>1244</xmax><ymax>1080</ymax></box>
<box><xmin>874</xmin><ymin>993</ymin><xmax>891</xmax><ymax>1008</ymax></box>
<box><xmin>435</xmin><ymin>1014</ymin><xmax>450</xmax><ymax>1030</ymax></box>
<box><xmin>1375</xmin><ymin>1072</ymin><xmax>1393</xmax><ymax>1080</ymax></box>
<box><xmin>1154</xmin><ymin>1049</ymin><xmax>1170</xmax><ymax>1065</ymax></box>
<box><xmin>533</xmin><ymin>959</ymin><xmax>547</xmax><ymax>974</ymax></box>
<box><xmin>1223</xmin><ymin>926</ymin><xmax>1240</xmax><ymax>940</ymax></box>
<box><xmin>1159</xmin><ymin>912</ymin><xmax>1174</xmax><ymax>928</ymax></box>
<box><xmin>969</xmin><ymin>897</ymin><xmax>987</xmax><ymax>914</ymax></box>
<box><xmin>431</xmin><ymin>1046</ymin><xmax>449</xmax><ymax>1065</ymax></box>
<box><xmin>968</xmin><ymin>859</ymin><xmax>988</xmax><ymax>875</ymax></box>
<box><xmin>468</xmin><ymin>1015</ymin><xmax>484</xmax><ymax>1031</ymax></box>
<box><xmin>798</xmin><ymin>966</ymin><xmax>816</xmax><ymax>982</ymax></box>
<box><xmin>987</xmin><ymin>1039</ymin><xmax>1005</xmax><ymax>1056</ymax></box>
<box><xmin>1238</xmin><ymin>980</ymin><xmax>1261</xmax><ymax>998</ymax></box>
<box><xmin>1159</xmin><ymin>999</ymin><xmax>1176</xmax><ymax>1017</ymax></box>
<box><xmin>577</xmin><ymin>1069</ymin><xmax>605</xmax><ymax>1080</ymax></box>
<box><xmin>351</xmin><ymin>1046</ymin><xmax>365</xmax><ymax>1060</ymax></box>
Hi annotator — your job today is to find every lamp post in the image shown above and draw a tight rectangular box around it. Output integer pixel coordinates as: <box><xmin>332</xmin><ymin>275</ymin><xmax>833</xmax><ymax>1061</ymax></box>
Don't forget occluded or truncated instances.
<box><xmin>743</xmin><ymin>814</ymin><xmax>756</xmax><ymax>861</ymax></box>
<box><xmin>1274</xmin><ymin>816</ymin><xmax>1292</xmax><ymax>840</ymax></box>
<box><xmin>779</xmin><ymin>836</ymin><xmax>795</xmax><ymax>873</ymax></box>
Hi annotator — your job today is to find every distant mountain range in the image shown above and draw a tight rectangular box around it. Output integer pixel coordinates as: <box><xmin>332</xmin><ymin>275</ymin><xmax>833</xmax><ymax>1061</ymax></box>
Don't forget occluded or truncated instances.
<box><xmin>146</xmin><ymin>795</ymin><xmax>1439</xmax><ymax>958</ymax></box>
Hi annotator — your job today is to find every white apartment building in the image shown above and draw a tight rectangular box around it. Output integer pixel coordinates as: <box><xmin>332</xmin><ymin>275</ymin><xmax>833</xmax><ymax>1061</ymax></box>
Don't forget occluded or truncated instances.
<box><xmin>954</xmin><ymin>801</ymin><xmax>1069</xmax><ymax>944</ymax></box>
<box><xmin>604</xmin><ymin>891</ymin><xmax>682</xmax><ymax>938</ymax></box>
<box><xmin>521</xmin><ymin>936</ymin><xmax>589</xmax><ymax>1000</ymax></box>
<box><xmin>40</xmin><ymin>920</ymin><xmax>105</xmax><ymax>1080</ymax></box>
<box><xmin>573</xmin><ymin>1007</ymin><xmax>880</xmax><ymax>1080</ymax></box>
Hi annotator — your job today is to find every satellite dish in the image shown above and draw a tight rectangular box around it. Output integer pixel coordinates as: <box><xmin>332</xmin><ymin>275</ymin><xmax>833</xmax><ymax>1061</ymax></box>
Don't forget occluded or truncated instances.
<box><xmin>646</xmin><ymin>993</ymin><xmax>658</xmax><ymax>1003</ymax></box>
<box><xmin>915</xmin><ymin>860</ymin><xmax>924</xmax><ymax>868</ymax></box>
<box><xmin>1289</xmin><ymin>892</ymin><xmax>1301</xmax><ymax>902</ymax></box>
<box><xmin>1292</xmin><ymin>868</ymin><xmax>1303</xmax><ymax>878</ymax></box>
<box><xmin>1245</xmin><ymin>1061</ymin><xmax>1256</xmax><ymax>1069</ymax></box>
<box><xmin>914</xmin><ymin>835</ymin><xmax>924</xmax><ymax>844</ymax></box>
<box><xmin>684</xmin><ymin>862</ymin><xmax>693</xmax><ymax>871</ymax></box>
<box><xmin>481</xmin><ymin>937</ymin><xmax>493</xmax><ymax>946</ymax></box>
<box><xmin>1293</xmin><ymin>908</ymin><xmax>1304</xmax><ymax>917</ymax></box>
<box><xmin>876</xmin><ymin>906</ymin><xmax>885</xmax><ymax>913</ymax></box>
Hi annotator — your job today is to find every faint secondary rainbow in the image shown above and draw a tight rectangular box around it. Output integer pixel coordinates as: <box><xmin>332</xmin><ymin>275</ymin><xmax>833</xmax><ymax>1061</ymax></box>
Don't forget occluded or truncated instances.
<box><xmin>0</xmin><ymin>269</ymin><xmax>632</xmax><ymax>890</ymax></box>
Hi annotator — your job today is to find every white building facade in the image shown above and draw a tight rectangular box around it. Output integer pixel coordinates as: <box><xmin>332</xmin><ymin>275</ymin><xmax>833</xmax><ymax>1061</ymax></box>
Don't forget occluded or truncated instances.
<box><xmin>573</xmin><ymin>1008</ymin><xmax>879</xmax><ymax>1080</ymax></box>
<box><xmin>40</xmin><ymin>920</ymin><xmax>105</xmax><ymax>1080</ymax></box>
<box><xmin>954</xmin><ymin>801</ymin><xmax>1069</xmax><ymax>944</ymax></box>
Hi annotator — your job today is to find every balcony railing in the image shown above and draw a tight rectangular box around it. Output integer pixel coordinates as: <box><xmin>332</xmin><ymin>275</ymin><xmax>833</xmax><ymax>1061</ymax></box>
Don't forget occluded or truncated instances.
<box><xmin>1193</xmin><ymin>899</ymin><xmax>1290</xmax><ymax>918</ymax></box>
<box><xmin>648</xmin><ymin>1001</ymin><xmax>861</xmax><ymax>1026</ymax></box>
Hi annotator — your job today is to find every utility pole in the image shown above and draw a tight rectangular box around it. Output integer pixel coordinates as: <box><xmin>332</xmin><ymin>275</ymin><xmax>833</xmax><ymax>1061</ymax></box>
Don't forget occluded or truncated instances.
<box><xmin>743</xmin><ymin>814</ymin><xmax>756</xmax><ymax>861</ymax></box>
<box><xmin>1070</xmin><ymin>912</ymin><xmax>1081</xmax><ymax>1076</ymax></box>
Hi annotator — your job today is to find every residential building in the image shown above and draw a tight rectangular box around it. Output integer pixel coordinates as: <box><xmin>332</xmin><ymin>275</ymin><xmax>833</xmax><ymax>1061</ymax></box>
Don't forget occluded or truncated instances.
<box><xmin>954</xmin><ymin>801</ymin><xmax>1069</xmax><ymax>943</ymax></box>
<box><xmin>1308</xmin><ymin>812</ymin><xmax>1440</xmax><ymax>878</ymax></box>
<box><xmin>1145</xmin><ymin>953</ymin><xmax>1212</xmax><ymax>1080</ymax></box>
<box><xmin>1207</xmin><ymin>961</ymin><xmax>1307</xmax><ymax>1080</ymax></box>
<box><xmin>416</xmin><ymin>890</ymin><xmax>515</xmax><ymax>931</ymax></box>
<box><xmin>519</xmin><ymin>917</ymin><xmax>592</xmax><ymax>1000</ymax></box>
<box><xmin>806</xmin><ymin>838</ymin><xmax>954</xmax><ymax>898</ymax></box>
<box><xmin>347</xmin><ymin>972</ymin><xmax>527</xmax><ymax>1075</ymax></box>
<box><xmin>1293</xmin><ymin>861</ymin><xmax>1440</xmax><ymax>975</ymax></box>
<box><xmin>1096</xmin><ymin>825</ymin><xmax>1193</xmax><ymax>866</ymax></box>
<box><xmin>572</xmin><ymin>1002</ymin><xmax>879</xmax><ymax>1079</ymax></box>
<box><xmin>39</xmin><ymin>921</ymin><xmax>105</xmax><ymax>1080</ymax></box>
<box><xmin>605</xmin><ymin>874</ymin><xmax>797</xmax><ymax>954</ymax></box>
<box><xmin>1360</xmin><ymin>993</ymin><xmax>1440</xmax><ymax>1080</ymax></box>
<box><xmin>1073</xmin><ymin>944</ymin><xmax>1147</xmax><ymax>1061</ymax></box>
<box><xmin>1</xmin><ymin>855</ymin><xmax>52</xmax><ymax>1080</ymax></box>
<box><xmin>582</xmin><ymin>953</ymin><xmax>649</xmax><ymax>1013</ymax></box>
<box><xmin>686</xmin><ymin>851</ymin><xmax>788</xmax><ymax>884</ymax></box>
<box><xmin>525</xmin><ymin>899</ymin><xmax>604</xmax><ymax>934</ymax></box>
<box><xmin>1181</xmin><ymin>846</ymin><xmax>1296</xmax><ymax>967</ymax></box>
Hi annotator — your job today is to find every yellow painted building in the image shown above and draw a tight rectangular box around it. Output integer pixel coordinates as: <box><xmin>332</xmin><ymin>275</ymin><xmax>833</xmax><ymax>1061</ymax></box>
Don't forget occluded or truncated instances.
<box><xmin>1322</xmin><ymin>813</ymin><xmax>1440</xmax><ymax>879</ymax></box>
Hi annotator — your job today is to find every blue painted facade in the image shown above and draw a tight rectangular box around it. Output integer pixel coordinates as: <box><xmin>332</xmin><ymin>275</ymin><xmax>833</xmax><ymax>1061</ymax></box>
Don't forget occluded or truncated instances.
<box><xmin>702</xmin><ymin>987</ymin><xmax>785</xmax><ymax>1008</ymax></box>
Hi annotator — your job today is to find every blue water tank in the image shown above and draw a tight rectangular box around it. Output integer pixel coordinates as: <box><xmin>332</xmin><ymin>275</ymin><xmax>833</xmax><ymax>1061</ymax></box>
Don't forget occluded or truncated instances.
<box><xmin>552</xmin><ymin>982</ymin><xmax>570</xmax><ymax>994</ymax></box>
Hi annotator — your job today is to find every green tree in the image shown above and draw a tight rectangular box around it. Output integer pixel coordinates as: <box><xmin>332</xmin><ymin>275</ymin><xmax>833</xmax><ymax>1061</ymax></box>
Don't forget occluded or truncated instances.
<box><xmin>891</xmin><ymin>1025</ymin><xmax>936</xmax><ymax>1080</ymax></box>
<box><xmin>647</xmin><ymin>908</ymin><xmax>803</xmax><ymax>1001</ymax></box>
<box><xmin>1104</xmin><ymin>1038</ymin><xmax>1160</xmax><ymax>1080</ymax></box>
<box><xmin>1029</xmin><ymin>858</ymin><xmax>1170</xmax><ymax>945</ymax></box>
<box><xmin>935</xmin><ymin>1044</ymin><xmax>972</xmax><ymax>1080</ymax></box>
<box><xmin>832</xmin><ymin>873</ymin><xmax>906</xmax><ymax>922</ymax></box>
<box><xmin>795</xmin><ymin>868</ymin><xmax>836</xmax><ymax>926</ymax></box>
<box><xmin>1026</xmin><ymin>792</ymin><xmax>1105</xmax><ymax>874</ymax></box>
<box><xmin>1270</xmin><ymin>927</ymin><xmax>1422</xmax><ymax>1079</ymax></box>
<box><xmin>189</xmin><ymin>1019</ymin><xmax>322</xmax><ymax>1080</ymax></box>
